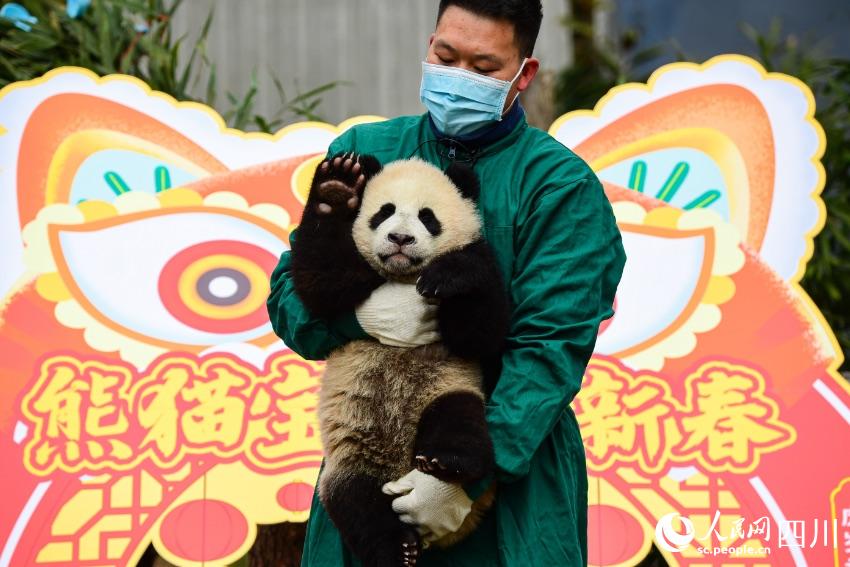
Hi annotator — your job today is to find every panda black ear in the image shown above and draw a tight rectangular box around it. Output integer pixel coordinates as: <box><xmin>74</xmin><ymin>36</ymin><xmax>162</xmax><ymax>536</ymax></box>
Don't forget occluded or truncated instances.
<box><xmin>444</xmin><ymin>162</ymin><xmax>480</xmax><ymax>202</ymax></box>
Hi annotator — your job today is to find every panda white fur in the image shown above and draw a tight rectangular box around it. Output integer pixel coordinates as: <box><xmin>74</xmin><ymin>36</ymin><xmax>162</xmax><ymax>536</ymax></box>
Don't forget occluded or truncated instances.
<box><xmin>290</xmin><ymin>154</ymin><xmax>509</xmax><ymax>567</ymax></box>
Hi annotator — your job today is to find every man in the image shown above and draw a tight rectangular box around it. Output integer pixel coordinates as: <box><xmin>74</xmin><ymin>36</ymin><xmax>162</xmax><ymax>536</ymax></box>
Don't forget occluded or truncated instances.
<box><xmin>267</xmin><ymin>1</ymin><xmax>626</xmax><ymax>565</ymax></box>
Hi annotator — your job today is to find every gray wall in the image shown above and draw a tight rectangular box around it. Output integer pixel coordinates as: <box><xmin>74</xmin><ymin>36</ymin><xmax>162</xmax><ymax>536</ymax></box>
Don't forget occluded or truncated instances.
<box><xmin>171</xmin><ymin>0</ymin><xmax>572</xmax><ymax>126</ymax></box>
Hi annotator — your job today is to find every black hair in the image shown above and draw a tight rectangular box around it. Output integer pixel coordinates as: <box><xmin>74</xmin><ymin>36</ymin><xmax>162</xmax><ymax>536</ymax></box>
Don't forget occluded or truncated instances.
<box><xmin>436</xmin><ymin>0</ymin><xmax>543</xmax><ymax>58</ymax></box>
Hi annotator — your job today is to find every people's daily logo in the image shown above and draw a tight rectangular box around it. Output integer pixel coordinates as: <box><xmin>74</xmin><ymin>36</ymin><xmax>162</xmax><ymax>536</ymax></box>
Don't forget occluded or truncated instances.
<box><xmin>655</xmin><ymin>513</ymin><xmax>695</xmax><ymax>552</ymax></box>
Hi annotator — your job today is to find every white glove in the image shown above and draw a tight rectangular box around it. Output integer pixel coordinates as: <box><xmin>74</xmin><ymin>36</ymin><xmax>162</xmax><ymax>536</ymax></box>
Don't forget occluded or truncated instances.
<box><xmin>382</xmin><ymin>469</ymin><xmax>473</xmax><ymax>544</ymax></box>
<box><xmin>355</xmin><ymin>281</ymin><xmax>440</xmax><ymax>347</ymax></box>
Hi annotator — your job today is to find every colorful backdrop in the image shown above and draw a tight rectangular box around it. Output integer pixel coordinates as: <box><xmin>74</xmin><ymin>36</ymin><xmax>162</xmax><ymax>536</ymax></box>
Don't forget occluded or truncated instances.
<box><xmin>0</xmin><ymin>56</ymin><xmax>848</xmax><ymax>567</ymax></box>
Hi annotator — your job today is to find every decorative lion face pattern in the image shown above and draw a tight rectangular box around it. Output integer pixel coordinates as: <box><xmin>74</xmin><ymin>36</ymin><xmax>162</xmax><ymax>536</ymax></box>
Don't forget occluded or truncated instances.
<box><xmin>0</xmin><ymin>57</ymin><xmax>847</xmax><ymax>567</ymax></box>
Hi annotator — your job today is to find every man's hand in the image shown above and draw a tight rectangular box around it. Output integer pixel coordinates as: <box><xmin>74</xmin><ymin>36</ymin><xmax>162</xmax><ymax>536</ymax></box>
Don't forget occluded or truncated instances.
<box><xmin>355</xmin><ymin>281</ymin><xmax>440</xmax><ymax>347</ymax></box>
<box><xmin>382</xmin><ymin>469</ymin><xmax>473</xmax><ymax>544</ymax></box>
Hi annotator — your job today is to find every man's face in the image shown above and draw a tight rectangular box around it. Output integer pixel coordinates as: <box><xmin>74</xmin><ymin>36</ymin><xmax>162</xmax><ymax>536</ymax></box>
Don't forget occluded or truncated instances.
<box><xmin>426</xmin><ymin>5</ymin><xmax>539</xmax><ymax>115</ymax></box>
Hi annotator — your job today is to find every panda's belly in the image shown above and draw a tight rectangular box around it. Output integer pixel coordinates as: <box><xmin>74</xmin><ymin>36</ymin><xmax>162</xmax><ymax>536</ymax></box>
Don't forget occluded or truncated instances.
<box><xmin>318</xmin><ymin>341</ymin><xmax>481</xmax><ymax>482</ymax></box>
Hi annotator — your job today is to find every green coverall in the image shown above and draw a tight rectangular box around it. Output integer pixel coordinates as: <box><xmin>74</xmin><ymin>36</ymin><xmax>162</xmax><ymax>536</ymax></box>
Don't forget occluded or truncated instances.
<box><xmin>266</xmin><ymin>111</ymin><xmax>626</xmax><ymax>566</ymax></box>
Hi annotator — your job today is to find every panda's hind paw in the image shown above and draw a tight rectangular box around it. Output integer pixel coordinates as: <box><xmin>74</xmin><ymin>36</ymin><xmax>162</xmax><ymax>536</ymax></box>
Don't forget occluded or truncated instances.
<box><xmin>415</xmin><ymin>454</ymin><xmax>446</xmax><ymax>474</ymax></box>
<box><xmin>399</xmin><ymin>528</ymin><xmax>420</xmax><ymax>567</ymax></box>
<box><xmin>414</xmin><ymin>452</ymin><xmax>471</xmax><ymax>482</ymax></box>
<box><xmin>312</xmin><ymin>153</ymin><xmax>367</xmax><ymax>216</ymax></box>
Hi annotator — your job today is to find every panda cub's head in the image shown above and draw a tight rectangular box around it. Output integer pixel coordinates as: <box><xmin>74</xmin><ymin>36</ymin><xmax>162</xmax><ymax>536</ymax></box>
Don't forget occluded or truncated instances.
<box><xmin>352</xmin><ymin>158</ymin><xmax>482</xmax><ymax>280</ymax></box>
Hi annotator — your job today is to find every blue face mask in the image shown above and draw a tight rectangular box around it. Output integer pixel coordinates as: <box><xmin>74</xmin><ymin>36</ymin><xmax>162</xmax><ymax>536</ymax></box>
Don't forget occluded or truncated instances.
<box><xmin>420</xmin><ymin>58</ymin><xmax>527</xmax><ymax>138</ymax></box>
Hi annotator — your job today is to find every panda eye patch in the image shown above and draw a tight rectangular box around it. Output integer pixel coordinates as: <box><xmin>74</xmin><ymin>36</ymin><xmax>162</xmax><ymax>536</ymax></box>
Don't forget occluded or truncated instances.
<box><xmin>369</xmin><ymin>203</ymin><xmax>396</xmax><ymax>229</ymax></box>
<box><xmin>418</xmin><ymin>207</ymin><xmax>442</xmax><ymax>236</ymax></box>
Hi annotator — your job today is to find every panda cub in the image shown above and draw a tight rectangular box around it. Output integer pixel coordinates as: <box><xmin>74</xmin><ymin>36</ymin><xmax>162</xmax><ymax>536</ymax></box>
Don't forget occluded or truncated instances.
<box><xmin>291</xmin><ymin>153</ymin><xmax>509</xmax><ymax>567</ymax></box>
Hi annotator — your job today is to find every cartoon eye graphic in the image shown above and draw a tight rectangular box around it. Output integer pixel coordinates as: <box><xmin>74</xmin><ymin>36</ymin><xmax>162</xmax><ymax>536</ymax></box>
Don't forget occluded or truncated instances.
<box><xmin>47</xmin><ymin>205</ymin><xmax>287</xmax><ymax>348</ymax></box>
<box><xmin>551</xmin><ymin>65</ymin><xmax>824</xmax><ymax>282</ymax></box>
<box><xmin>597</xmin><ymin>150</ymin><xmax>730</xmax><ymax>219</ymax></box>
<box><xmin>73</xmin><ymin>154</ymin><xmax>201</xmax><ymax>204</ymax></box>
<box><xmin>594</xmin><ymin>200</ymin><xmax>744</xmax><ymax>370</ymax></box>
<box><xmin>595</xmin><ymin>224</ymin><xmax>714</xmax><ymax>357</ymax></box>
<box><xmin>586</xmin><ymin>125</ymin><xmax>755</xmax><ymax>250</ymax></box>
<box><xmin>158</xmin><ymin>239</ymin><xmax>278</xmax><ymax>335</ymax></box>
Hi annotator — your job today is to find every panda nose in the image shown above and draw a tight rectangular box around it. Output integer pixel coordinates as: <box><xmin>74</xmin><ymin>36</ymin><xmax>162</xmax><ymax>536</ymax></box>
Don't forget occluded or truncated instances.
<box><xmin>388</xmin><ymin>232</ymin><xmax>415</xmax><ymax>246</ymax></box>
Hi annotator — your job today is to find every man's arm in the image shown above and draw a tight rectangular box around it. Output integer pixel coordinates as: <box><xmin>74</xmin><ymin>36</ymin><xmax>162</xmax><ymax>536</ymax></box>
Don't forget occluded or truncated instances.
<box><xmin>477</xmin><ymin>175</ymin><xmax>626</xmax><ymax>485</ymax></box>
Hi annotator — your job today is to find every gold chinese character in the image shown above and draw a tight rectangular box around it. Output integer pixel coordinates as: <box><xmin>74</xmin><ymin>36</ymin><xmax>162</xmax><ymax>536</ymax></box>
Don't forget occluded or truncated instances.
<box><xmin>576</xmin><ymin>361</ymin><xmax>678</xmax><ymax>472</ymax></box>
<box><xmin>251</xmin><ymin>371</ymin><xmax>320</xmax><ymax>462</ymax></box>
<box><xmin>137</xmin><ymin>364</ymin><xmax>190</xmax><ymax>458</ymax></box>
<box><xmin>180</xmin><ymin>365</ymin><xmax>248</xmax><ymax>447</ymax></box>
<box><xmin>25</xmin><ymin>359</ymin><xmax>132</xmax><ymax>473</ymax></box>
<box><xmin>676</xmin><ymin>363</ymin><xmax>795</xmax><ymax>472</ymax></box>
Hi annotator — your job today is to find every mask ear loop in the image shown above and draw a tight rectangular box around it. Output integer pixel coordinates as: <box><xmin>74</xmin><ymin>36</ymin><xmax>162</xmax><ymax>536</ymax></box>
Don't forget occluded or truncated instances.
<box><xmin>503</xmin><ymin>57</ymin><xmax>529</xmax><ymax>114</ymax></box>
<box><xmin>512</xmin><ymin>58</ymin><xmax>529</xmax><ymax>82</ymax></box>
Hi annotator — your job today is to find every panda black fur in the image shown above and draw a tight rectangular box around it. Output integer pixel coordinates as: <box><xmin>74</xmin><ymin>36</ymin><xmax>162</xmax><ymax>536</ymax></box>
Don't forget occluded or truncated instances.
<box><xmin>290</xmin><ymin>154</ymin><xmax>509</xmax><ymax>567</ymax></box>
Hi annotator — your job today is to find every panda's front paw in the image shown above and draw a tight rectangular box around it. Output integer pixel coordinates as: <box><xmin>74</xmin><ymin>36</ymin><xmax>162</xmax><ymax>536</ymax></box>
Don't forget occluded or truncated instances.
<box><xmin>311</xmin><ymin>153</ymin><xmax>368</xmax><ymax>216</ymax></box>
<box><xmin>416</xmin><ymin>262</ymin><xmax>475</xmax><ymax>300</ymax></box>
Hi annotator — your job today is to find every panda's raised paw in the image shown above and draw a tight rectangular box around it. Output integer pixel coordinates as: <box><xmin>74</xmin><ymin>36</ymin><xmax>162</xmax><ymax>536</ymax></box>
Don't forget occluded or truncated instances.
<box><xmin>312</xmin><ymin>152</ymin><xmax>367</xmax><ymax>215</ymax></box>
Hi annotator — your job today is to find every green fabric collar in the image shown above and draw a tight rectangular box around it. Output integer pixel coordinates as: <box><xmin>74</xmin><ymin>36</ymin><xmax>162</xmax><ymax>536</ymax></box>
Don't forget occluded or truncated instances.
<box><xmin>408</xmin><ymin>112</ymin><xmax>529</xmax><ymax>169</ymax></box>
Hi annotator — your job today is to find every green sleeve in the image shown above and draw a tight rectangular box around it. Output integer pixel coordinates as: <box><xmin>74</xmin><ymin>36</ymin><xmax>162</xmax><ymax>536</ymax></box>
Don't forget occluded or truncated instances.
<box><xmin>472</xmin><ymin>175</ymin><xmax>626</xmax><ymax>490</ymax></box>
<box><xmin>266</xmin><ymin>229</ymin><xmax>370</xmax><ymax>360</ymax></box>
<box><xmin>327</xmin><ymin>127</ymin><xmax>356</xmax><ymax>157</ymax></box>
